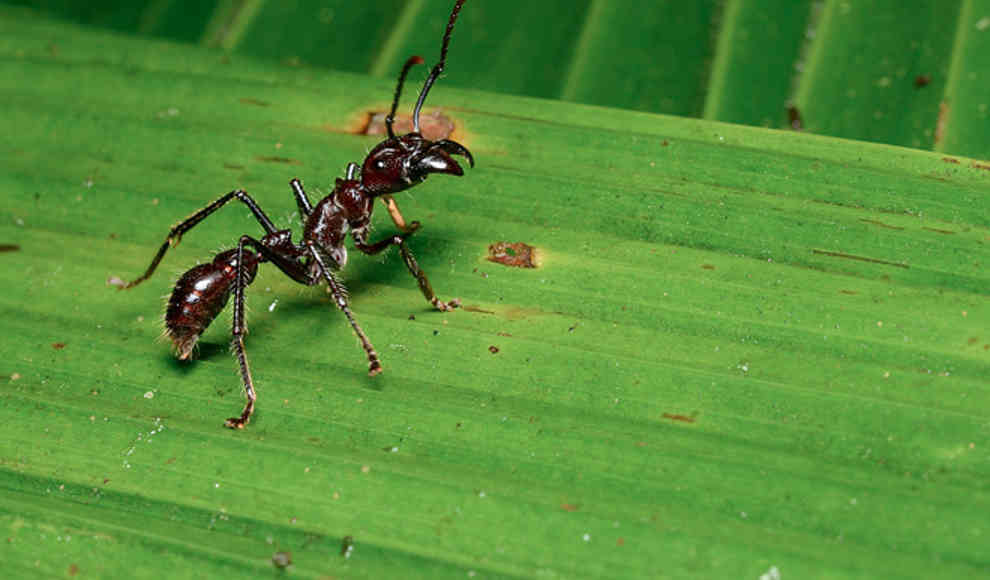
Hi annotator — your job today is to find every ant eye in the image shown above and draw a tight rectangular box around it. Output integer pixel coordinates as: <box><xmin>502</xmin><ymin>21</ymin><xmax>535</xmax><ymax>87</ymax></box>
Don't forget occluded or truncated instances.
<box><xmin>375</xmin><ymin>160</ymin><xmax>386</xmax><ymax>170</ymax></box>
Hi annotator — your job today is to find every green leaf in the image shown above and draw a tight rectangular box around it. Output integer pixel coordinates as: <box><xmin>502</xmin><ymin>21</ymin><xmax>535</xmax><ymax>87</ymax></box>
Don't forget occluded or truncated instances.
<box><xmin>1</xmin><ymin>7</ymin><xmax>988</xmax><ymax>579</ymax></box>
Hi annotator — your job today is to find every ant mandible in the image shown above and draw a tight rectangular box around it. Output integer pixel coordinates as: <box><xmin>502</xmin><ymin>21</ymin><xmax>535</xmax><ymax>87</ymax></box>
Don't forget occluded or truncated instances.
<box><xmin>110</xmin><ymin>0</ymin><xmax>473</xmax><ymax>429</ymax></box>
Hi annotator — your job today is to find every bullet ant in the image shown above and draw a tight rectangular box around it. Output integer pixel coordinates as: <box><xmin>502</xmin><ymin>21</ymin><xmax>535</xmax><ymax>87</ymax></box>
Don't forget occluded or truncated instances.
<box><xmin>110</xmin><ymin>0</ymin><xmax>472</xmax><ymax>429</ymax></box>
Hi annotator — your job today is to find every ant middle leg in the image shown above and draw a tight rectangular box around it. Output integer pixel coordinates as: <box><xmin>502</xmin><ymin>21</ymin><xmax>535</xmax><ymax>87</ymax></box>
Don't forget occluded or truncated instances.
<box><xmin>353</xmin><ymin>232</ymin><xmax>460</xmax><ymax>312</ymax></box>
<box><xmin>111</xmin><ymin>190</ymin><xmax>277</xmax><ymax>290</ymax></box>
<box><xmin>305</xmin><ymin>241</ymin><xmax>383</xmax><ymax>376</ymax></box>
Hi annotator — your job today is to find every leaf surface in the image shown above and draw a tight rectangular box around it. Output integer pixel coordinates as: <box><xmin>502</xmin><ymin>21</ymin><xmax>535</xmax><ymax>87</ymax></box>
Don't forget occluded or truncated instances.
<box><xmin>1</xmin><ymin>8</ymin><xmax>988</xmax><ymax>579</ymax></box>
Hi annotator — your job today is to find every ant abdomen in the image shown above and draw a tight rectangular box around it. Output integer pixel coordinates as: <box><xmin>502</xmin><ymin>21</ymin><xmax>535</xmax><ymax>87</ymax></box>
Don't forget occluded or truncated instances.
<box><xmin>165</xmin><ymin>249</ymin><xmax>258</xmax><ymax>360</ymax></box>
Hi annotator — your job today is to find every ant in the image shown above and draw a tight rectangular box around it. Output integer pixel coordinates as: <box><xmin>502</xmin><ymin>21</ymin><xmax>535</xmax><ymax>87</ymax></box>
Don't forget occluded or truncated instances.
<box><xmin>110</xmin><ymin>0</ymin><xmax>472</xmax><ymax>429</ymax></box>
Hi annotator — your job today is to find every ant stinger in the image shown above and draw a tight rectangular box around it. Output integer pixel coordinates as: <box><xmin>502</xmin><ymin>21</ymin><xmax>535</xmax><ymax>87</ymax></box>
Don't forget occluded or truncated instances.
<box><xmin>110</xmin><ymin>0</ymin><xmax>473</xmax><ymax>429</ymax></box>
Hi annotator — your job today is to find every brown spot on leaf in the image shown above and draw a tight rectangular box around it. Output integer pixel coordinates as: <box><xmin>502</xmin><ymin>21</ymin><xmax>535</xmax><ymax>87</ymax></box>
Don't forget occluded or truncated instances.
<box><xmin>662</xmin><ymin>413</ymin><xmax>696</xmax><ymax>423</ymax></box>
<box><xmin>922</xmin><ymin>226</ymin><xmax>956</xmax><ymax>235</ymax></box>
<box><xmin>462</xmin><ymin>305</ymin><xmax>495</xmax><ymax>314</ymax></box>
<box><xmin>701</xmin><ymin>264</ymin><xmax>716</xmax><ymax>270</ymax></box>
<box><xmin>363</xmin><ymin>110</ymin><xmax>455</xmax><ymax>141</ymax></box>
<box><xmin>0</xmin><ymin>244</ymin><xmax>19</xmax><ymax>252</ymax></box>
<box><xmin>255</xmin><ymin>156</ymin><xmax>301</xmax><ymax>165</ymax></box>
<box><xmin>839</xmin><ymin>289</ymin><xmax>859</xmax><ymax>295</ymax></box>
<box><xmin>914</xmin><ymin>75</ymin><xmax>931</xmax><ymax>88</ymax></box>
<box><xmin>859</xmin><ymin>218</ymin><xmax>904</xmax><ymax>230</ymax></box>
<box><xmin>487</xmin><ymin>242</ymin><xmax>537</xmax><ymax>268</ymax></box>
<box><xmin>967</xmin><ymin>337</ymin><xmax>979</xmax><ymax>345</ymax></box>
<box><xmin>223</xmin><ymin>163</ymin><xmax>245</xmax><ymax>170</ymax></box>
<box><xmin>812</xmin><ymin>249</ymin><xmax>909</xmax><ymax>269</ymax></box>
<box><xmin>488</xmin><ymin>345</ymin><xmax>500</xmax><ymax>354</ymax></box>
<box><xmin>52</xmin><ymin>342</ymin><xmax>66</xmax><ymax>350</ymax></box>
<box><xmin>972</xmin><ymin>162</ymin><xmax>990</xmax><ymax>171</ymax></box>
<box><xmin>239</xmin><ymin>97</ymin><xmax>270</xmax><ymax>107</ymax></box>
<box><xmin>942</xmin><ymin>157</ymin><xmax>960</xmax><ymax>164</ymax></box>
<box><xmin>68</xmin><ymin>564</ymin><xmax>79</xmax><ymax>576</ymax></box>
<box><xmin>561</xmin><ymin>503</ymin><xmax>579</xmax><ymax>512</ymax></box>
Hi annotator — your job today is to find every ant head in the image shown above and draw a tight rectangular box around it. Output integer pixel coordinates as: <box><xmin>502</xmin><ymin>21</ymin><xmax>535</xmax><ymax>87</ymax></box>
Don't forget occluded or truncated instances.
<box><xmin>361</xmin><ymin>133</ymin><xmax>473</xmax><ymax>196</ymax></box>
<box><xmin>362</xmin><ymin>1</ymin><xmax>472</xmax><ymax>197</ymax></box>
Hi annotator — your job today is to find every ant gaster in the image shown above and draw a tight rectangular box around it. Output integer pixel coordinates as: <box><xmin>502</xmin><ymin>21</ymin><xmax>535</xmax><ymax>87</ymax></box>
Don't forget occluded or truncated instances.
<box><xmin>110</xmin><ymin>0</ymin><xmax>472</xmax><ymax>429</ymax></box>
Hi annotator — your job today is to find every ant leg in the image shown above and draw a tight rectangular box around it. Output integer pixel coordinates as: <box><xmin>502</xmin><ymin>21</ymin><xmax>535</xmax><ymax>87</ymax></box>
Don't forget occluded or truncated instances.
<box><xmin>225</xmin><ymin>235</ymin><xmax>265</xmax><ymax>429</ymax></box>
<box><xmin>289</xmin><ymin>179</ymin><xmax>312</xmax><ymax>220</ymax></box>
<box><xmin>111</xmin><ymin>190</ymin><xmax>277</xmax><ymax>290</ymax></box>
<box><xmin>380</xmin><ymin>196</ymin><xmax>421</xmax><ymax>233</ymax></box>
<box><xmin>353</xmin><ymin>233</ymin><xmax>459</xmax><ymax>312</ymax></box>
<box><xmin>305</xmin><ymin>241</ymin><xmax>383</xmax><ymax>376</ymax></box>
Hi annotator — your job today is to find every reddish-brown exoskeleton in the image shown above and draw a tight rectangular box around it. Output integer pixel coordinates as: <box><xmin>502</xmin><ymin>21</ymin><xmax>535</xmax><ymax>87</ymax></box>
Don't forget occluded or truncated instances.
<box><xmin>110</xmin><ymin>0</ymin><xmax>472</xmax><ymax>429</ymax></box>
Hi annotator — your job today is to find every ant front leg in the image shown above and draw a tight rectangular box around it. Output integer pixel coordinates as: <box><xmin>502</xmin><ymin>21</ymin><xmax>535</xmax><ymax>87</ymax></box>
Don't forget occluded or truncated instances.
<box><xmin>353</xmin><ymin>230</ymin><xmax>460</xmax><ymax>312</ymax></box>
<box><xmin>380</xmin><ymin>197</ymin><xmax>421</xmax><ymax>234</ymax></box>
<box><xmin>110</xmin><ymin>190</ymin><xmax>277</xmax><ymax>290</ymax></box>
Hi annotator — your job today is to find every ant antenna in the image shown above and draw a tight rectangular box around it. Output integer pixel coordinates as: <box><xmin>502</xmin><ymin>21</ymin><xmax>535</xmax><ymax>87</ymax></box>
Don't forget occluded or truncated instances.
<box><xmin>413</xmin><ymin>0</ymin><xmax>467</xmax><ymax>134</ymax></box>
<box><xmin>386</xmin><ymin>55</ymin><xmax>425</xmax><ymax>139</ymax></box>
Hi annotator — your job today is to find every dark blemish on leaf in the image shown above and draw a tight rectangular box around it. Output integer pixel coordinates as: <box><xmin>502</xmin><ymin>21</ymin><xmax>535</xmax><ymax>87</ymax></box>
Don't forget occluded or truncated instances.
<box><xmin>0</xmin><ymin>244</ymin><xmax>20</xmax><ymax>252</ymax></box>
<box><xmin>362</xmin><ymin>110</ymin><xmax>455</xmax><ymax>141</ymax></box>
<box><xmin>561</xmin><ymin>503</ymin><xmax>579</xmax><ymax>512</ymax></box>
<box><xmin>859</xmin><ymin>218</ymin><xmax>904</xmax><ymax>230</ymax></box>
<box><xmin>568</xmin><ymin>324</ymin><xmax>577</xmax><ymax>332</ymax></box>
<box><xmin>662</xmin><ymin>140</ymin><xmax>669</xmax><ymax>146</ymax></box>
<box><xmin>254</xmin><ymin>156</ymin><xmax>302</xmax><ymax>165</ymax></box>
<box><xmin>922</xmin><ymin>226</ymin><xmax>956</xmax><ymax>235</ymax></box>
<box><xmin>271</xmin><ymin>551</ymin><xmax>292</xmax><ymax>568</ymax></box>
<box><xmin>239</xmin><ymin>97</ymin><xmax>271</xmax><ymax>107</ymax></box>
<box><xmin>52</xmin><ymin>342</ymin><xmax>66</xmax><ymax>350</ymax></box>
<box><xmin>972</xmin><ymin>162</ymin><xmax>990</xmax><ymax>171</ymax></box>
<box><xmin>408</xmin><ymin>314</ymin><xmax>416</xmax><ymax>320</ymax></box>
<box><xmin>787</xmin><ymin>104</ymin><xmax>803</xmax><ymax>130</ymax></box>
<box><xmin>433</xmin><ymin>330</ymin><xmax>439</xmax><ymax>336</ymax></box>
<box><xmin>462</xmin><ymin>305</ymin><xmax>494</xmax><ymax>314</ymax></box>
<box><xmin>340</xmin><ymin>535</ymin><xmax>355</xmax><ymax>558</ymax></box>
<box><xmin>914</xmin><ymin>75</ymin><xmax>931</xmax><ymax>88</ymax></box>
<box><xmin>488</xmin><ymin>345</ymin><xmax>499</xmax><ymax>354</ymax></box>
<box><xmin>487</xmin><ymin>242</ymin><xmax>537</xmax><ymax>268</ymax></box>
<box><xmin>701</xmin><ymin>264</ymin><xmax>716</xmax><ymax>270</ymax></box>
<box><xmin>812</xmin><ymin>249</ymin><xmax>909</xmax><ymax>269</ymax></box>
<box><xmin>497</xmin><ymin>331</ymin><xmax>512</xmax><ymax>337</ymax></box>
<box><xmin>662</xmin><ymin>413</ymin><xmax>696</xmax><ymax>423</ymax></box>
<box><xmin>68</xmin><ymin>564</ymin><xmax>79</xmax><ymax>576</ymax></box>
<box><xmin>223</xmin><ymin>163</ymin><xmax>245</xmax><ymax>170</ymax></box>
<box><xmin>456</xmin><ymin>422</ymin><xmax>462</xmax><ymax>429</ymax></box>
<box><xmin>617</xmin><ymin>537</ymin><xmax>625</xmax><ymax>546</ymax></box>
<box><xmin>839</xmin><ymin>289</ymin><xmax>858</xmax><ymax>295</ymax></box>
<box><xmin>942</xmin><ymin>157</ymin><xmax>960</xmax><ymax>164</ymax></box>
<box><xmin>967</xmin><ymin>337</ymin><xmax>979</xmax><ymax>345</ymax></box>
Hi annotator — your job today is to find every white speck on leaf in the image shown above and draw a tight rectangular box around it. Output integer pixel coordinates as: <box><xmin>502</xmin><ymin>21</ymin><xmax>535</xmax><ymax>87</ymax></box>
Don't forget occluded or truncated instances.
<box><xmin>759</xmin><ymin>565</ymin><xmax>781</xmax><ymax>580</ymax></box>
